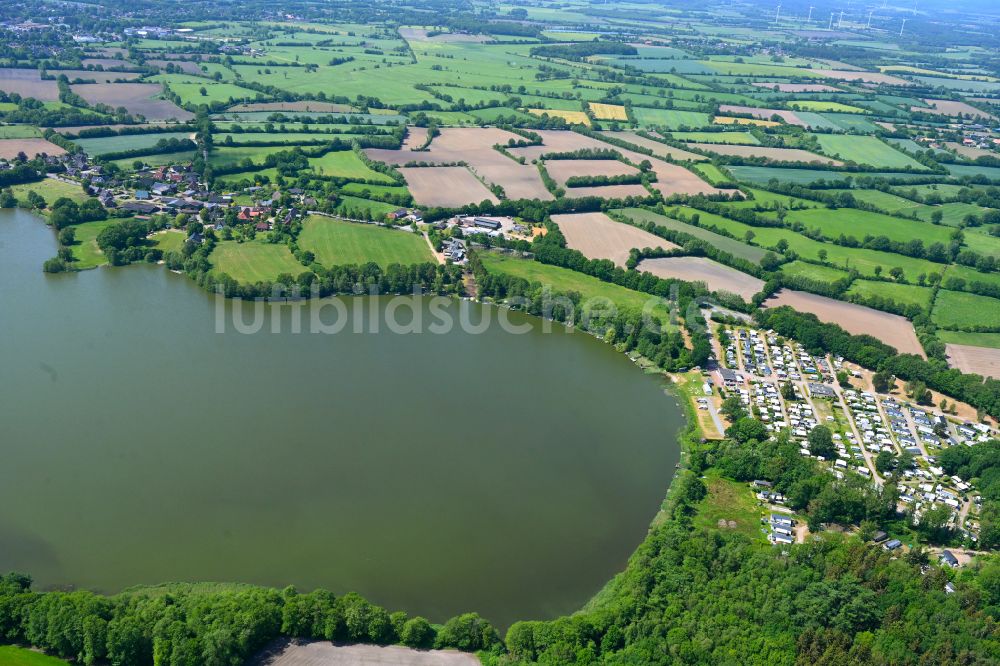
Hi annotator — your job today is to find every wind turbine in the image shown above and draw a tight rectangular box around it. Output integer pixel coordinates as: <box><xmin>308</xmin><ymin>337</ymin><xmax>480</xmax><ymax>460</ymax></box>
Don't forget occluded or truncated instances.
<box><xmin>900</xmin><ymin>17</ymin><xmax>908</xmax><ymax>36</ymax></box>
<box><xmin>828</xmin><ymin>12</ymin><xmax>835</xmax><ymax>30</ymax></box>
<box><xmin>774</xmin><ymin>3</ymin><xmax>782</xmax><ymax>24</ymax></box>
<box><xmin>807</xmin><ymin>5</ymin><xmax>815</xmax><ymax>22</ymax></box>
<box><xmin>867</xmin><ymin>9</ymin><xmax>874</xmax><ymax>28</ymax></box>
<box><xmin>838</xmin><ymin>10</ymin><xmax>845</xmax><ymax>28</ymax></box>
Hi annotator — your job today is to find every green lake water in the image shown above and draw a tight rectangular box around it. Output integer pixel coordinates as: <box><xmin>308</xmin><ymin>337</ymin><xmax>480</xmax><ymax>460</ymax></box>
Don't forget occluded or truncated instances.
<box><xmin>0</xmin><ymin>208</ymin><xmax>683</xmax><ymax>627</ymax></box>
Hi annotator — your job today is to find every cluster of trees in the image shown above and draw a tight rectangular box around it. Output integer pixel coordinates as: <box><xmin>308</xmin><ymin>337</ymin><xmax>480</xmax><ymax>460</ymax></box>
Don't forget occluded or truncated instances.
<box><xmin>529</xmin><ymin>42</ymin><xmax>637</xmax><ymax>61</ymax></box>
<box><xmin>0</xmin><ymin>574</ymin><xmax>500</xmax><ymax>665</ymax></box>
<box><xmin>941</xmin><ymin>440</ymin><xmax>1000</xmax><ymax>548</ymax></box>
<box><xmin>756</xmin><ymin>306</ymin><xmax>1000</xmax><ymax>419</ymax></box>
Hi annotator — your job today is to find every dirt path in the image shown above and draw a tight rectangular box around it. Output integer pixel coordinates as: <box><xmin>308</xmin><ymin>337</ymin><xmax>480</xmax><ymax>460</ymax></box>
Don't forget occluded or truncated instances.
<box><xmin>423</xmin><ymin>232</ymin><xmax>446</xmax><ymax>265</ymax></box>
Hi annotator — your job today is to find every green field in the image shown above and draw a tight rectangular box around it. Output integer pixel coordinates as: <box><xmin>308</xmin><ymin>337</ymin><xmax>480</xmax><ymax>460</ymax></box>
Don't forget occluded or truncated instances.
<box><xmin>151</xmin><ymin>73</ymin><xmax>264</xmax><ymax>106</ymax></box>
<box><xmin>0</xmin><ymin>125</ymin><xmax>42</xmax><ymax>138</ymax></box>
<box><xmin>9</xmin><ymin>179</ymin><xmax>92</xmax><ymax>206</ymax></box>
<box><xmin>691</xmin><ymin>470</ymin><xmax>766</xmax><ymax>542</ymax></box>
<box><xmin>73</xmin><ymin>131</ymin><xmax>193</xmax><ymax>156</ymax></box>
<box><xmin>932</xmin><ymin>290</ymin><xmax>1000</xmax><ymax>329</ymax></box>
<box><xmin>307</xmin><ymin>150</ymin><xmax>396</xmax><ymax>182</ymax></box>
<box><xmin>789</xmin><ymin>100</ymin><xmax>866</xmax><ymax>113</ymax></box>
<box><xmin>298</xmin><ymin>216</ymin><xmax>432</xmax><ymax>267</ymax></box>
<box><xmin>846</xmin><ymin>280</ymin><xmax>935</xmax><ymax>310</ymax></box>
<box><xmin>631</xmin><ymin>108</ymin><xmax>712</xmax><ymax>129</ymax></box>
<box><xmin>151</xmin><ymin>230</ymin><xmax>187</xmax><ymax>254</ymax></box>
<box><xmin>784</xmin><ymin>208</ymin><xmax>954</xmax><ymax>246</ymax></box>
<box><xmin>780</xmin><ymin>260</ymin><xmax>850</xmax><ymax>285</ymax></box>
<box><xmin>479</xmin><ymin>251</ymin><xmax>671</xmax><ymax>321</ymax></box>
<box><xmin>691</xmin><ymin>163</ymin><xmax>732</xmax><ymax>185</ymax></box>
<box><xmin>0</xmin><ymin>646</ymin><xmax>69</xmax><ymax>665</ymax></box>
<box><xmin>615</xmin><ymin>207</ymin><xmax>767</xmax><ymax>263</ymax></box>
<box><xmin>938</xmin><ymin>330</ymin><xmax>1000</xmax><ymax>349</ymax></box>
<box><xmin>814</xmin><ymin>135</ymin><xmax>925</xmax><ymax>169</ymax></box>
<box><xmin>210</xmin><ymin>239</ymin><xmax>306</xmax><ymax>283</ymax></box>
<box><xmin>669</xmin><ymin>131</ymin><xmax>760</xmax><ymax>145</ymax></box>
<box><xmin>67</xmin><ymin>220</ymin><xmax>115</xmax><ymax>269</ymax></box>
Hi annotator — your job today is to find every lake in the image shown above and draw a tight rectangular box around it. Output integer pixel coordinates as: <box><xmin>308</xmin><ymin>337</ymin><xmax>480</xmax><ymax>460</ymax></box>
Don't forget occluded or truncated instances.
<box><xmin>0</xmin><ymin>208</ymin><xmax>683</xmax><ymax>627</ymax></box>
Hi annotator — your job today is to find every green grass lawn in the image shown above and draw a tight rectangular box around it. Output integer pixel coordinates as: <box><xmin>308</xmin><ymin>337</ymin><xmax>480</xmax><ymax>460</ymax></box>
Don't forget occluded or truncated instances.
<box><xmin>0</xmin><ymin>124</ymin><xmax>42</xmax><ymax>138</ymax></box>
<box><xmin>932</xmin><ymin>290</ymin><xmax>1000</xmax><ymax>329</ymax></box>
<box><xmin>150</xmin><ymin>230</ymin><xmax>187</xmax><ymax>254</ymax></box>
<box><xmin>67</xmin><ymin>219</ymin><xmax>115</xmax><ymax>269</ymax></box>
<box><xmin>691</xmin><ymin>470</ymin><xmax>766</xmax><ymax>542</ymax></box>
<box><xmin>298</xmin><ymin>216</ymin><xmax>431</xmax><ymax>267</ymax></box>
<box><xmin>669</xmin><ymin>131</ymin><xmax>760</xmax><ymax>145</ymax></box>
<box><xmin>691</xmin><ymin>163</ymin><xmax>732</xmax><ymax>185</ymax></box>
<box><xmin>0</xmin><ymin>646</ymin><xmax>69</xmax><ymax>665</ymax></box>
<box><xmin>846</xmin><ymin>280</ymin><xmax>935</xmax><ymax>310</ymax></box>
<box><xmin>784</xmin><ymin>208</ymin><xmax>954</xmax><ymax>246</ymax></box>
<box><xmin>814</xmin><ymin>135</ymin><xmax>925</xmax><ymax>169</ymax></box>
<box><xmin>479</xmin><ymin>252</ymin><xmax>672</xmax><ymax>323</ymax></box>
<box><xmin>210</xmin><ymin>238</ymin><xmax>306</xmax><ymax>283</ymax></box>
<box><xmin>789</xmin><ymin>100</ymin><xmax>867</xmax><ymax>113</ymax></box>
<box><xmin>631</xmin><ymin>108</ymin><xmax>712</xmax><ymax>129</ymax></box>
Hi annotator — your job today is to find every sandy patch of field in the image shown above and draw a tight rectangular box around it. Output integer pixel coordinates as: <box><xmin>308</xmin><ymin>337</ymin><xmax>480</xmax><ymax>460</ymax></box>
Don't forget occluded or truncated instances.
<box><xmin>472</xmin><ymin>162</ymin><xmax>553</xmax><ymax>200</ymax></box>
<box><xmin>917</xmin><ymin>99</ymin><xmax>996</xmax><ymax>120</ymax></box>
<box><xmin>764</xmin><ymin>289</ymin><xmax>924</xmax><ymax>357</ymax></box>
<box><xmin>601</xmin><ymin>131</ymin><xmax>707</xmax><ymax>161</ymax></box>
<box><xmin>399</xmin><ymin>27</ymin><xmax>494</xmax><ymax>43</ymax></box>
<box><xmin>509</xmin><ymin>130</ymin><xmax>722</xmax><ymax>197</ymax></box>
<box><xmin>0</xmin><ymin>69</ymin><xmax>59</xmax><ymax>101</ymax></box>
<box><xmin>226</xmin><ymin>101</ymin><xmax>354</xmax><ymax>113</ymax></box>
<box><xmin>546</xmin><ymin>159</ymin><xmax>639</xmax><ymax>185</ymax></box>
<box><xmin>639</xmin><ymin>256</ymin><xmax>764</xmax><ymax>300</ymax></box>
<box><xmin>250</xmin><ymin>640</ymin><xmax>479</xmax><ymax>666</ymax></box>
<box><xmin>0</xmin><ymin>138</ymin><xmax>66</xmax><ymax>159</ymax></box>
<box><xmin>552</xmin><ymin>212</ymin><xmax>677</xmax><ymax>266</ymax></box>
<box><xmin>399</xmin><ymin>166</ymin><xmax>498</xmax><ymax>208</ymax></box>
<box><xmin>719</xmin><ymin>105</ymin><xmax>808</xmax><ymax>127</ymax></box>
<box><xmin>72</xmin><ymin>83</ymin><xmax>193</xmax><ymax>121</ymax></box>
<box><xmin>946</xmin><ymin>344</ymin><xmax>1000</xmax><ymax>379</ymax></box>
<box><xmin>813</xmin><ymin>69</ymin><xmax>911</xmax><ymax>85</ymax></box>
<box><xmin>751</xmin><ymin>82</ymin><xmax>841</xmax><ymax>92</ymax></box>
<box><xmin>527</xmin><ymin>108</ymin><xmax>591</xmax><ymax>126</ymax></box>
<box><xmin>945</xmin><ymin>141</ymin><xmax>995</xmax><ymax>160</ymax></box>
<box><xmin>686</xmin><ymin>143</ymin><xmax>843</xmax><ymax>165</ymax></box>
<box><xmin>589</xmin><ymin>102</ymin><xmax>628</xmax><ymax>120</ymax></box>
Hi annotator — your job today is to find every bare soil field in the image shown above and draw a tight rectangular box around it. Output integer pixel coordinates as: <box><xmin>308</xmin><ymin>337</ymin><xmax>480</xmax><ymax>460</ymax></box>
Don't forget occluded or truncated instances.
<box><xmin>367</xmin><ymin>127</ymin><xmax>551</xmax><ymax>200</ymax></box>
<box><xmin>718</xmin><ymin>105</ymin><xmax>808</xmax><ymax>127</ymax></box>
<box><xmin>946</xmin><ymin>344</ymin><xmax>1000</xmax><ymax>379</ymax></box>
<box><xmin>0</xmin><ymin>138</ymin><xmax>66</xmax><ymax>159</ymax></box>
<box><xmin>917</xmin><ymin>99</ymin><xmax>996</xmax><ymax>120</ymax></box>
<box><xmin>53</xmin><ymin>69</ymin><xmax>142</xmax><ymax>83</ymax></box>
<box><xmin>399</xmin><ymin>166</ymin><xmax>498</xmax><ymax>208</ymax></box>
<box><xmin>686</xmin><ymin>143</ymin><xmax>843</xmax><ymax>165</ymax></box>
<box><xmin>764</xmin><ymin>289</ymin><xmax>925</xmax><ymax>357</ymax></box>
<box><xmin>0</xmin><ymin>69</ymin><xmax>59</xmax><ymax>101</ymax></box>
<box><xmin>472</xmin><ymin>162</ymin><xmax>553</xmax><ymax>200</ymax></box>
<box><xmin>402</xmin><ymin>126</ymin><xmax>429</xmax><ymax>150</ymax></box>
<box><xmin>71</xmin><ymin>83</ymin><xmax>193</xmax><ymax>121</ymax></box>
<box><xmin>813</xmin><ymin>69</ymin><xmax>911</xmax><ymax>85</ymax></box>
<box><xmin>638</xmin><ymin>257</ymin><xmax>765</xmax><ymax>300</ymax></box>
<box><xmin>508</xmin><ymin>130</ymin><xmax>722</xmax><ymax>197</ymax></box>
<box><xmin>250</xmin><ymin>640</ymin><xmax>479</xmax><ymax>666</ymax></box>
<box><xmin>751</xmin><ymin>83</ymin><xmax>841</xmax><ymax>92</ymax></box>
<box><xmin>945</xmin><ymin>141</ymin><xmax>995</xmax><ymax>160</ymax></box>
<box><xmin>226</xmin><ymin>101</ymin><xmax>355</xmax><ymax>113</ymax></box>
<box><xmin>563</xmin><ymin>184</ymin><xmax>650</xmax><ymax>199</ymax></box>
<box><xmin>551</xmin><ymin>212</ymin><xmax>677</xmax><ymax>266</ymax></box>
<box><xmin>601</xmin><ymin>131</ymin><xmax>707</xmax><ymax>161</ymax></box>
<box><xmin>545</xmin><ymin>159</ymin><xmax>639</xmax><ymax>186</ymax></box>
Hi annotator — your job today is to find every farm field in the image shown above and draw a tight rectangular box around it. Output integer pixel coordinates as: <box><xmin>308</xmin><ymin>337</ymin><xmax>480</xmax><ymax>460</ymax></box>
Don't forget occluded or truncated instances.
<box><xmin>686</xmin><ymin>143</ymin><xmax>842</xmax><ymax>165</ymax></box>
<box><xmin>783</xmin><ymin>208</ymin><xmax>954</xmax><ymax>246</ymax></box>
<box><xmin>638</xmin><ymin>256</ymin><xmax>764</xmax><ymax>300</ymax></box>
<box><xmin>527</xmin><ymin>108</ymin><xmax>590</xmax><ymax>126</ymax></box>
<box><xmin>307</xmin><ymin>150</ymin><xmax>396</xmax><ymax>182</ymax></box>
<box><xmin>478</xmin><ymin>252</ymin><xmax>671</xmax><ymax>320</ymax></box>
<box><xmin>813</xmin><ymin>135</ymin><xmax>925</xmax><ymax>169</ymax></box>
<box><xmin>932</xmin><ymin>290</ymin><xmax>1000</xmax><ymax>330</ymax></box>
<box><xmin>845</xmin><ymin>280</ymin><xmax>935</xmax><ymax>310</ymax></box>
<box><xmin>945</xmin><ymin>344</ymin><xmax>1000</xmax><ymax>379</ymax></box>
<box><xmin>73</xmin><ymin>131</ymin><xmax>193</xmax><ymax>156</ymax></box>
<box><xmin>209</xmin><ymin>239</ymin><xmax>305</xmax><ymax>283</ymax></box>
<box><xmin>614</xmin><ymin>207</ymin><xmax>767</xmax><ymax>263</ymax></box>
<box><xmin>71</xmin><ymin>83</ymin><xmax>193</xmax><ymax>121</ymax></box>
<box><xmin>764</xmin><ymin>289</ymin><xmax>925</xmax><ymax>356</ymax></box>
<box><xmin>780</xmin><ymin>260</ymin><xmax>850</xmax><ymax>285</ymax></box>
<box><xmin>398</xmin><ymin>166</ymin><xmax>498</xmax><ymax>208</ymax></box>
<box><xmin>601</xmin><ymin>131</ymin><xmax>708</xmax><ymax>161</ymax></box>
<box><xmin>588</xmin><ymin>103</ymin><xmax>628</xmax><ymax>121</ymax></box>
<box><xmin>0</xmin><ymin>138</ymin><xmax>66</xmax><ymax>159</ymax></box>
<box><xmin>669</xmin><ymin>131</ymin><xmax>760</xmax><ymax>144</ymax></box>
<box><xmin>551</xmin><ymin>212</ymin><xmax>677</xmax><ymax>267</ymax></box>
<box><xmin>0</xmin><ymin>68</ymin><xmax>60</xmax><ymax>100</ymax></box>
<box><xmin>9</xmin><ymin>178</ymin><xmax>92</xmax><ymax>205</ymax></box>
<box><xmin>298</xmin><ymin>216</ymin><xmax>432</xmax><ymax>267</ymax></box>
